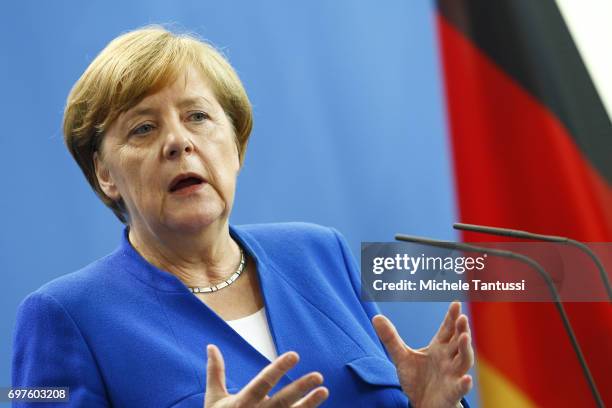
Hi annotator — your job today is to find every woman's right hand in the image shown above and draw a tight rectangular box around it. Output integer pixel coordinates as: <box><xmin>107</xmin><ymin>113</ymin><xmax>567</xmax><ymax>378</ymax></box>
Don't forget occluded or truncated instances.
<box><xmin>204</xmin><ymin>345</ymin><xmax>329</xmax><ymax>407</ymax></box>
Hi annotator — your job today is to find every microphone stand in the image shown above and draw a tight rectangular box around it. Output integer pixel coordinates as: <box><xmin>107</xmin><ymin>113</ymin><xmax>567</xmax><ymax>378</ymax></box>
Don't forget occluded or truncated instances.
<box><xmin>453</xmin><ymin>222</ymin><xmax>612</xmax><ymax>302</ymax></box>
<box><xmin>394</xmin><ymin>234</ymin><xmax>604</xmax><ymax>408</ymax></box>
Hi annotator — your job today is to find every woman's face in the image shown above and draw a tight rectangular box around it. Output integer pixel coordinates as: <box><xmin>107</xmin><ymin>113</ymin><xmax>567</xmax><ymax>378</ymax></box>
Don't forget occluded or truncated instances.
<box><xmin>95</xmin><ymin>66</ymin><xmax>240</xmax><ymax>235</ymax></box>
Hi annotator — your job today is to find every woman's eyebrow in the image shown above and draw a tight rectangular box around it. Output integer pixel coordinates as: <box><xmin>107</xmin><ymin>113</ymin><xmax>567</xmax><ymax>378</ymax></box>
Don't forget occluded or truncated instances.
<box><xmin>121</xmin><ymin>96</ymin><xmax>213</xmax><ymax>127</ymax></box>
<box><xmin>123</xmin><ymin>107</ymin><xmax>157</xmax><ymax>124</ymax></box>
<box><xmin>177</xmin><ymin>96</ymin><xmax>213</xmax><ymax>109</ymax></box>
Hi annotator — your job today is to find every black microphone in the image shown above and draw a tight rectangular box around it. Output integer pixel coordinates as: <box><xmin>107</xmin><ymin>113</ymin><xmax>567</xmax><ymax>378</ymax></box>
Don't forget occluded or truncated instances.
<box><xmin>394</xmin><ymin>233</ymin><xmax>604</xmax><ymax>408</ymax></box>
<box><xmin>453</xmin><ymin>222</ymin><xmax>612</xmax><ymax>302</ymax></box>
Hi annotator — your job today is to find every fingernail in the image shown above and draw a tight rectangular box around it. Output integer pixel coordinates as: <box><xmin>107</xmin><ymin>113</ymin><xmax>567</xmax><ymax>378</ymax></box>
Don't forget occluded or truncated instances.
<box><xmin>287</xmin><ymin>351</ymin><xmax>299</xmax><ymax>362</ymax></box>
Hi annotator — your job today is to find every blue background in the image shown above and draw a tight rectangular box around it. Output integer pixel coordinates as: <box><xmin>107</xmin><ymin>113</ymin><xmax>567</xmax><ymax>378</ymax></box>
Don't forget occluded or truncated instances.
<box><xmin>1</xmin><ymin>0</ymin><xmax>478</xmax><ymax>405</ymax></box>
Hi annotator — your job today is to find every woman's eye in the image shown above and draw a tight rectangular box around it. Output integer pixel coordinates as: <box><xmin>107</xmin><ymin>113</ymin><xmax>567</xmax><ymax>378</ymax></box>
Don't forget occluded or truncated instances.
<box><xmin>189</xmin><ymin>111</ymin><xmax>209</xmax><ymax>122</ymax></box>
<box><xmin>131</xmin><ymin>123</ymin><xmax>155</xmax><ymax>136</ymax></box>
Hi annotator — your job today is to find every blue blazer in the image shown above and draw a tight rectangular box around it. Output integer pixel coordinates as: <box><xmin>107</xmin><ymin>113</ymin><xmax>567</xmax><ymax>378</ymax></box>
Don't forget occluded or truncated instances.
<box><xmin>12</xmin><ymin>223</ymin><xmax>468</xmax><ymax>407</ymax></box>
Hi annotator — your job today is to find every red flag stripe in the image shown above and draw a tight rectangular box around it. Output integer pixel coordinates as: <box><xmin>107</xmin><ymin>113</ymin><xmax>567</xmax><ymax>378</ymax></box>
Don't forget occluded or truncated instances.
<box><xmin>437</xmin><ymin>14</ymin><xmax>612</xmax><ymax>406</ymax></box>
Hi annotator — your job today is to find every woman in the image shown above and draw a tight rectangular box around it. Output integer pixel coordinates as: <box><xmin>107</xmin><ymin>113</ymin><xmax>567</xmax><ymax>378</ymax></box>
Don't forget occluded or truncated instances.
<box><xmin>12</xmin><ymin>26</ymin><xmax>473</xmax><ymax>407</ymax></box>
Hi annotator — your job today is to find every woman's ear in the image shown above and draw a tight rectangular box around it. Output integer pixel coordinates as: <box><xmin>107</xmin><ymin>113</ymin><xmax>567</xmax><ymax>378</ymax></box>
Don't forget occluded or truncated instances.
<box><xmin>93</xmin><ymin>152</ymin><xmax>121</xmax><ymax>200</ymax></box>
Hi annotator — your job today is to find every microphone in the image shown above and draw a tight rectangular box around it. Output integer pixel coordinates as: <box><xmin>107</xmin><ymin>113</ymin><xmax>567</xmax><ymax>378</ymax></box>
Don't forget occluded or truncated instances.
<box><xmin>453</xmin><ymin>222</ymin><xmax>612</xmax><ymax>301</ymax></box>
<box><xmin>394</xmin><ymin>233</ymin><xmax>604</xmax><ymax>408</ymax></box>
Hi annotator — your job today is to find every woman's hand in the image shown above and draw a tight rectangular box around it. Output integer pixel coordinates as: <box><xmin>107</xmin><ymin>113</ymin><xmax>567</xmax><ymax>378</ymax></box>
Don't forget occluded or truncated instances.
<box><xmin>204</xmin><ymin>345</ymin><xmax>329</xmax><ymax>407</ymax></box>
<box><xmin>372</xmin><ymin>302</ymin><xmax>474</xmax><ymax>408</ymax></box>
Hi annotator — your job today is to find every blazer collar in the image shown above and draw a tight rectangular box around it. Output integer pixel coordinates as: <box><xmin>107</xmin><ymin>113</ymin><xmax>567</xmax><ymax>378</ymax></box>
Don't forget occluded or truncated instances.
<box><xmin>116</xmin><ymin>225</ymin><xmax>293</xmax><ymax>297</ymax></box>
<box><xmin>117</xmin><ymin>227</ymin><xmax>187</xmax><ymax>292</ymax></box>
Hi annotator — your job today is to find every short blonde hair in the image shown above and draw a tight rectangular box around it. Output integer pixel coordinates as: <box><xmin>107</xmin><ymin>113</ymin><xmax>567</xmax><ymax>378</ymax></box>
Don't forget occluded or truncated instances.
<box><xmin>63</xmin><ymin>25</ymin><xmax>253</xmax><ymax>223</ymax></box>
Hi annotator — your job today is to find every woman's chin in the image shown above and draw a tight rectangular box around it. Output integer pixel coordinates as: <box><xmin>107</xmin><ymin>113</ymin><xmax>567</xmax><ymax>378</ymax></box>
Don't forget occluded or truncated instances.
<box><xmin>163</xmin><ymin>209</ymin><xmax>226</xmax><ymax>234</ymax></box>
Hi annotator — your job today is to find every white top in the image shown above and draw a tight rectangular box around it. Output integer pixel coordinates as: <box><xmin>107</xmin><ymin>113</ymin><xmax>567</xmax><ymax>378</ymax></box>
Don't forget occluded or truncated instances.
<box><xmin>226</xmin><ymin>307</ymin><xmax>278</xmax><ymax>362</ymax></box>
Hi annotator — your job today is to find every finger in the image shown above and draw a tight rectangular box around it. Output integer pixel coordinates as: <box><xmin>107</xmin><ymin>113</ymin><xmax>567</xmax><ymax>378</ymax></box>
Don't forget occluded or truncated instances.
<box><xmin>205</xmin><ymin>344</ymin><xmax>227</xmax><ymax>401</ymax></box>
<box><xmin>456</xmin><ymin>314</ymin><xmax>469</xmax><ymax>334</ymax></box>
<box><xmin>372</xmin><ymin>315</ymin><xmax>408</xmax><ymax>365</ymax></box>
<box><xmin>292</xmin><ymin>386</ymin><xmax>329</xmax><ymax>408</ymax></box>
<box><xmin>455</xmin><ymin>374</ymin><xmax>473</xmax><ymax>399</ymax></box>
<box><xmin>455</xmin><ymin>313</ymin><xmax>470</xmax><ymax>338</ymax></box>
<box><xmin>435</xmin><ymin>301</ymin><xmax>461</xmax><ymax>343</ymax></box>
<box><xmin>464</xmin><ymin>313</ymin><xmax>472</xmax><ymax>339</ymax></box>
<box><xmin>265</xmin><ymin>372</ymin><xmax>323</xmax><ymax>407</ymax></box>
<box><xmin>453</xmin><ymin>333</ymin><xmax>474</xmax><ymax>374</ymax></box>
<box><xmin>449</xmin><ymin>314</ymin><xmax>470</xmax><ymax>357</ymax></box>
<box><xmin>237</xmin><ymin>351</ymin><xmax>299</xmax><ymax>404</ymax></box>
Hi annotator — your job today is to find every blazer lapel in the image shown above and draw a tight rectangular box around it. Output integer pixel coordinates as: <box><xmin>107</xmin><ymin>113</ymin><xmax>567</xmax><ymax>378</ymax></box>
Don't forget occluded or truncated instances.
<box><xmin>232</xmin><ymin>226</ymin><xmax>365</xmax><ymax>385</ymax></box>
<box><xmin>155</xmin><ymin>289</ymin><xmax>292</xmax><ymax>392</ymax></box>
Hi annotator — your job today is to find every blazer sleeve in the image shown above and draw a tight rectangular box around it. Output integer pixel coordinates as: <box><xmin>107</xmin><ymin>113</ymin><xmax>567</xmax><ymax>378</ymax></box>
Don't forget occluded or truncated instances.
<box><xmin>330</xmin><ymin>228</ymin><xmax>384</xmax><ymax>339</ymax></box>
<box><xmin>12</xmin><ymin>292</ymin><xmax>110</xmax><ymax>407</ymax></box>
<box><xmin>330</xmin><ymin>228</ymin><xmax>471</xmax><ymax>408</ymax></box>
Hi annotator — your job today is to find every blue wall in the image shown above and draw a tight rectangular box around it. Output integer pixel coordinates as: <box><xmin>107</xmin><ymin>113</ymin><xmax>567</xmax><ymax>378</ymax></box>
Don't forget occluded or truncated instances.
<box><xmin>1</xmin><ymin>1</ymin><xmax>478</xmax><ymax>405</ymax></box>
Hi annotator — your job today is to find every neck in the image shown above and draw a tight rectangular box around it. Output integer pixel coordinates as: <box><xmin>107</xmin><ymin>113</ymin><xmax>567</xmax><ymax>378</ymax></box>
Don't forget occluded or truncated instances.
<box><xmin>127</xmin><ymin>219</ymin><xmax>241</xmax><ymax>287</ymax></box>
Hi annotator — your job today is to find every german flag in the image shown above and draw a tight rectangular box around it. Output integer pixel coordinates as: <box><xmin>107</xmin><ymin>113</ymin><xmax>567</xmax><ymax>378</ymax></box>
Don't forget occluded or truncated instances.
<box><xmin>436</xmin><ymin>0</ymin><xmax>612</xmax><ymax>406</ymax></box>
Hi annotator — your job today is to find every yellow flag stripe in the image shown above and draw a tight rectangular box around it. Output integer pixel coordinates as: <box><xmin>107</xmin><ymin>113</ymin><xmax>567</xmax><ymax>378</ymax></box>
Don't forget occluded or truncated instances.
<box><xmin>478</xmin><ymin>357</ymin><xmax>538</xmax><ymax>408</ymax></box>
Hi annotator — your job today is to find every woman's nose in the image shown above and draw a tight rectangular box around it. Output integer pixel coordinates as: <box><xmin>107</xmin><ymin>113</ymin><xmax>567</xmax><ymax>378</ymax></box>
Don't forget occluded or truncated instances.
<box><xmin>162</xmin><ymin>126</ymin><xmax>194</xmax><ymax>160</ymax></box>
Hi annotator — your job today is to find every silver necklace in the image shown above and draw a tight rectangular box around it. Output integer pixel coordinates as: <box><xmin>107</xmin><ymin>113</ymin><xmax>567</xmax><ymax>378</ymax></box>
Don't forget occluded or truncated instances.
<box><xmin>187</xmin><ymin>247</ymin><xmax>246</xmax><ymax>293</ymax></box>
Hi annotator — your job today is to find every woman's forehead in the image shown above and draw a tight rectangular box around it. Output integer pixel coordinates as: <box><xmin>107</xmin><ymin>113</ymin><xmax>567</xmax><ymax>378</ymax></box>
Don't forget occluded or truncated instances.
<box><xmin>121</xmin><ymin>70</ymin><xmax>219</xmax><ymax>118</ymax></box>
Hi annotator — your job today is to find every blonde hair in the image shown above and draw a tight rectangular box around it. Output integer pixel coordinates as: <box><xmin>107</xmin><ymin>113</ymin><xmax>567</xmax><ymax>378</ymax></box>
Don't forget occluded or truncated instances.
<box><xmin>63</xmin><ymin>25</ymin><xmax>253</xmax><ymax>223</ymax></box>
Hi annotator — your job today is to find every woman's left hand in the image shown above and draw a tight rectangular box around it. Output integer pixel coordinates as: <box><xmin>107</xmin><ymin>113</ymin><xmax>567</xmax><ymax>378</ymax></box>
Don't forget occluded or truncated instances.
<box><xmin>372</xmin><ymin>302</ymin><xmax>474</xmax><ymax>408</ymax></box>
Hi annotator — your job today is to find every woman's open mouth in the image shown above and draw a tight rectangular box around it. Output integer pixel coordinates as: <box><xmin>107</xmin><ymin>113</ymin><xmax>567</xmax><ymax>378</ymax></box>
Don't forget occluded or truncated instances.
<box><xmin>168</xmin><ymin>173</ymin><xmax>206</xmax><ymax>195</ymax></box>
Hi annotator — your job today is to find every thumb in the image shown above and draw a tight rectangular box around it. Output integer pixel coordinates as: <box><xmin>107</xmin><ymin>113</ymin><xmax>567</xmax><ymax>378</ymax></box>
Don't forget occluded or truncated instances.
<box><xmin>204</xmin><ymin>344</ymin><xmax>228</xmax><ymax>404</ymax></box>
<box><xmin>372</xmin><ymin>315</ymin><xmax>411</xmax><ymax>366</ymax></box>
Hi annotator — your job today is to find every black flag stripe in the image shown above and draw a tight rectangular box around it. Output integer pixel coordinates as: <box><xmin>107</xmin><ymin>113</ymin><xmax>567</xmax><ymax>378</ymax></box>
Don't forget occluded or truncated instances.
<box><xmin>438</xmin><ymin>0</ymin><xmax>612</xmax><ymax>184</ymax></box>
